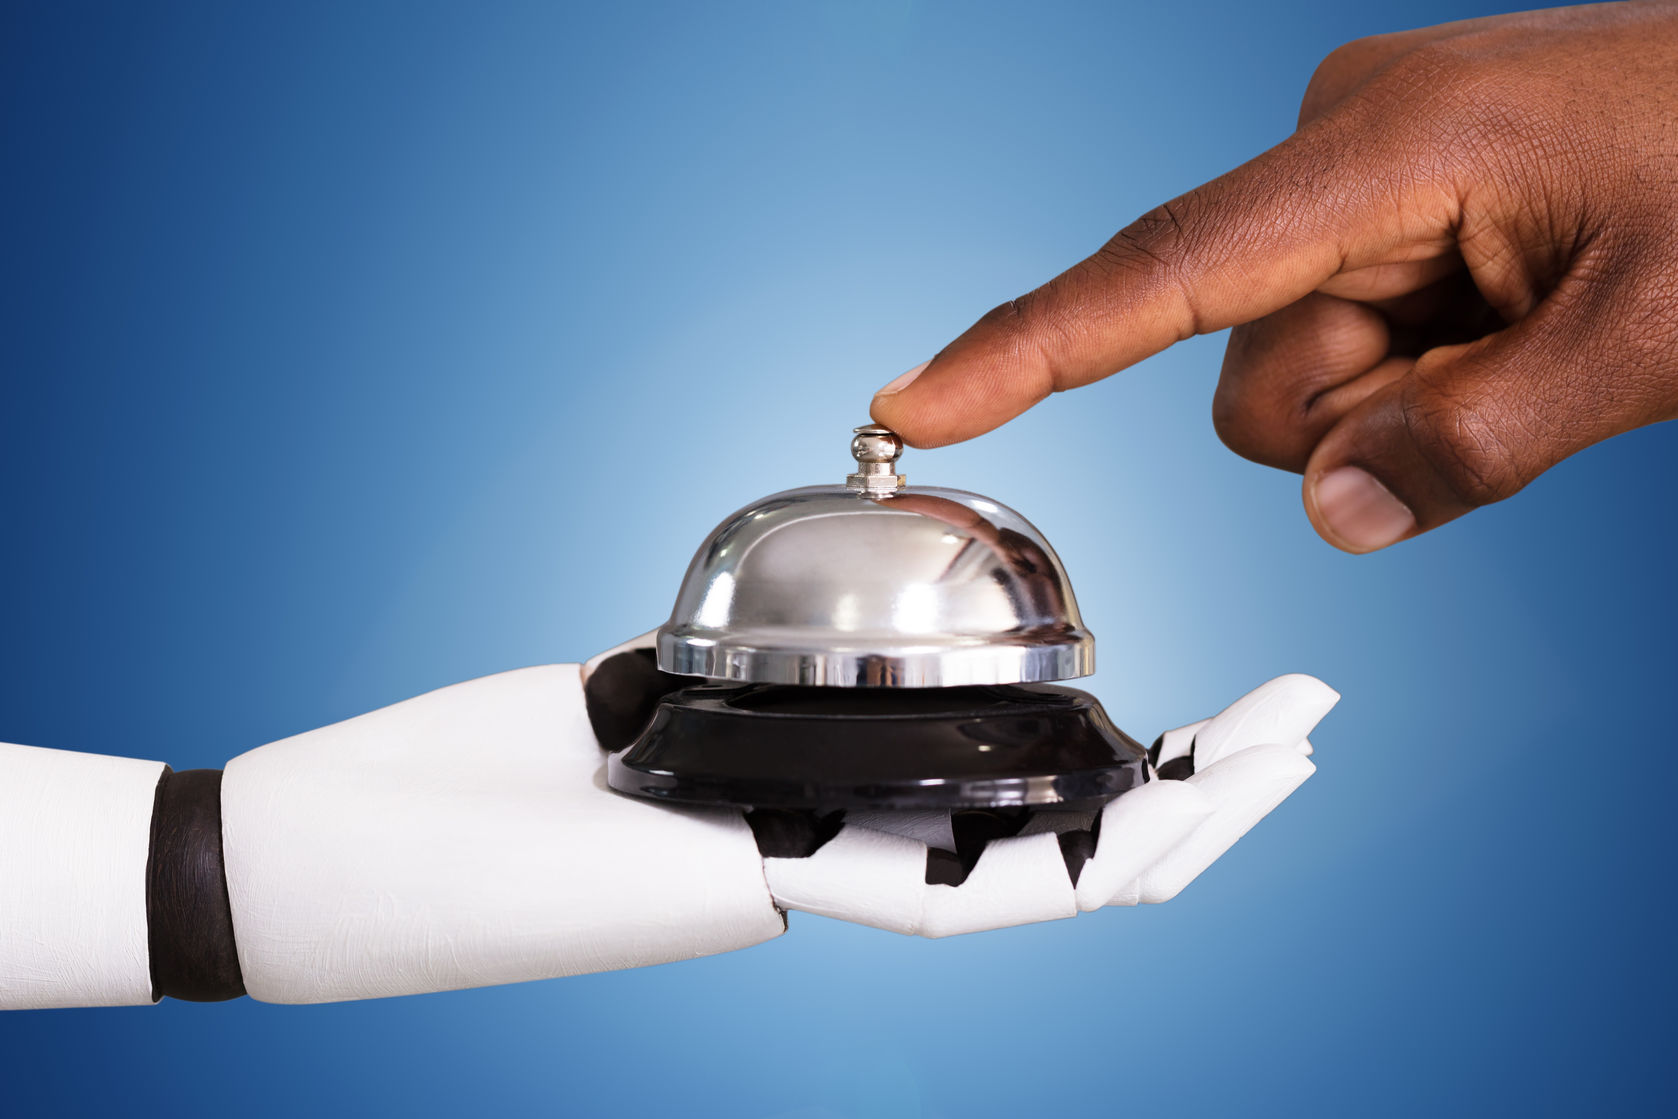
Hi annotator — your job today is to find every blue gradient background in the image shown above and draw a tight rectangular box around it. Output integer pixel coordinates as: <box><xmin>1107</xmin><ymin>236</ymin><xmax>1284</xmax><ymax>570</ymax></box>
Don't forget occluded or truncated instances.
<box><xmin>3</xmin><ymin>2</ymin><xmax>1674</xmax><ymax>1115</ymax></box>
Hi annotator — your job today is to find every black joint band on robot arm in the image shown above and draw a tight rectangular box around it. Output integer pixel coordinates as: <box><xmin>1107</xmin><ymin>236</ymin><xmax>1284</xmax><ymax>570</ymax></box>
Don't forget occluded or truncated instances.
<box><xmin>145</xmin><ymin>768</ymin><xmax>246</xmax><ymax>1003</ymax></box>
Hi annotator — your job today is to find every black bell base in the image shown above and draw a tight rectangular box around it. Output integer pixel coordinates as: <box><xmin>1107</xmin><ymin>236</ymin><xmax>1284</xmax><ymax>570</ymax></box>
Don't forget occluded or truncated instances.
<box><xmin>606</xmin><ymin>682</ymin><xmax>1150</xmax><ymax>811</ymax></box>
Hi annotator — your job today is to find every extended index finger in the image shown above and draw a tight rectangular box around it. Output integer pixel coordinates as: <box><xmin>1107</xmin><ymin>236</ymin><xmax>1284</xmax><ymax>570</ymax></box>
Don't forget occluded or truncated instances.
<box><xmin>871</xmin><ymin>111</ymin><xmax>1456</xmax><ymax>447</ymax></box>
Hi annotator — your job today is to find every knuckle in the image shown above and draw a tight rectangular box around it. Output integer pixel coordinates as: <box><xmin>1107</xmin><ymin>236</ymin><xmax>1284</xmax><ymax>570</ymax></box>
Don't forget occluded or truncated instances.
<box><xmin>1378</xmin><ymin>41</ymin><xmax>1472</xmax><ymax>91</ymax></box>
<box><xmin>1301</xmin><ymin>33</ymin><xmax>1400</xmax><ymax>121</ymax></box>
<box><xmin>975</xmin><ymin>295</ymin><xmax>1031</xmax><ymax>339</ymax></box>
<box><xmin>1340</xmin><ymin>48</ymin><xmax>1468</xmax><ymax>135</ymax></box>
<box><xmin>973</xmin><ymin>294</ymin><xmax>1040</xmax><ymax>364</ymax></box>
<box><xmin>1355</xmin><ymin>42</ymin><xmax>1555</xmax><ymax>153</ymax></box>
<box><xmin>1106</xmin><ymin>199</ymin><xmax>1191</xmax><ymax>272</ymax></box>
<box><xmin>1400</xmin><ymin>368</ymin><xmax>1528</xmax><ymax>507</ymax></box>
<box><xmin>1317</xmin><ymin>43</ymin><xmax>1558</xmax><ymax>186</ymax></box>
<box><xmin>971</xmin><ymin>291</ymin><xmax>1065</xmax><ymax>396</ymax></box>
<box><xmin>1345</xmin><ymin>40</ymin><xmax>1472</xmax><ymax>107</ymax></box>
<box><xmin>1101</xmin><ymin>195</ymin><xmax>1207</xmax><ymax>339</ymax></box>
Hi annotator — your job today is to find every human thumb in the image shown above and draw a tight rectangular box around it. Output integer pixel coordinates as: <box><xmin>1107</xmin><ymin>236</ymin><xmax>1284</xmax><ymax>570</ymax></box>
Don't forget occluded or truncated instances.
<box><xmin>1301</xmin><ymin>286</ymin><xmax>1670</xmax><ymax>553</ymax></box>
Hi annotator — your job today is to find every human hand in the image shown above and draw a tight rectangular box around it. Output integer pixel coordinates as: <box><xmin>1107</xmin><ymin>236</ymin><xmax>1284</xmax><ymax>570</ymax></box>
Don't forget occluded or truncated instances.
<box><xmin>871</xmin><ymin>2</ymin><xmax>1678</xmax><ymax>553</ymax></box>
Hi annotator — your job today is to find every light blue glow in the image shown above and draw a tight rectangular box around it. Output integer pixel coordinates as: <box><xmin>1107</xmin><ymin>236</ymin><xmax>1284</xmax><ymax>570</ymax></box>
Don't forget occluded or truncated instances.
<box><xmin>3</xmin><ymin>2</ymin><xmax>1672</xmax><ymax>1116</ymax></box>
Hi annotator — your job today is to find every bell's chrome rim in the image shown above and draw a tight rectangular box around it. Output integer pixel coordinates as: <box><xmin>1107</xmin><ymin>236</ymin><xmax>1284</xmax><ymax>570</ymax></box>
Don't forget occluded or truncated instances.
<box><xmin>657</xmin><ymin>624</ymin><xmax>1093</xmax><ymax>688</ymax></box>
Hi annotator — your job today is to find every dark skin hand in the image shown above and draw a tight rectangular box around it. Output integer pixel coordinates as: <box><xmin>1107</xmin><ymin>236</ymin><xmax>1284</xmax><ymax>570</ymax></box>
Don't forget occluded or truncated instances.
<box><xmin>871</xmin><ymin>2</ymin><xmax>1678</xmax><ymax>553</ymax></box>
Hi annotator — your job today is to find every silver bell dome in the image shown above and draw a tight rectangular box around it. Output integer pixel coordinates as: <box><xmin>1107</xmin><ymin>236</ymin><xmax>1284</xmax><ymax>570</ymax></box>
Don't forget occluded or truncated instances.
<box><xmin>656</xmin><ymin>425</ymin><xmax>1094</xmax><ymax>687</ymax></box>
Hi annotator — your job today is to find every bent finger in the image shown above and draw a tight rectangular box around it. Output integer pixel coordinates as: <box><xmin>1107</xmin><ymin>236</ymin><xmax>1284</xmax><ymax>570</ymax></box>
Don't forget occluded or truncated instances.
<box><xmin>1215</xmin><ymin>293</ymin><xmax>1392</xmax><ymax>472</ymax></box>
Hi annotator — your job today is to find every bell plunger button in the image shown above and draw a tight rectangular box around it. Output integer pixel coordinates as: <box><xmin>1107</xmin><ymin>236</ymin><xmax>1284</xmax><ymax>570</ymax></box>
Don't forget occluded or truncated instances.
<box><xmin>846</xmin><ymin>423</ymin><xmax>907</xmax><ymax>495</ymax></box>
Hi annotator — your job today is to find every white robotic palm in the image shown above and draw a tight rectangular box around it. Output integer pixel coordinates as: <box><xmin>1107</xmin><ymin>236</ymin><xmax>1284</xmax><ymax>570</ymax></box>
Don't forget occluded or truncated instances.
<box><xmin>762</xmin><ymin>671</ymin><xmax>1331</xmax><ymax>935</ymax></box>
<box><xmin>0</xmin><ymin>657</ymin><xmax>1335</xmax><ymax>1009</ymax></box>
<box><xmin>1</xmin><ymin>425</ymin><xmax>1337</xmax><ymax>1008</ymax></box>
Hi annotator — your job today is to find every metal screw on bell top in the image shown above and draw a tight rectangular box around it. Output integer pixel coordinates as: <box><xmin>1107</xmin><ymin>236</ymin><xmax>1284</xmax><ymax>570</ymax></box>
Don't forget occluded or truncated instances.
<box><xmin>846</xmin><ymin>424</ymin><xmax>907</xmax><ymax>495</ymax></box>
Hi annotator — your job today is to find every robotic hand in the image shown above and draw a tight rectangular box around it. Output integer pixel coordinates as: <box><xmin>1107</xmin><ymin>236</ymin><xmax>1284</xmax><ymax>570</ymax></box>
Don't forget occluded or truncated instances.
<box><xmin>588</xmin><ymin>636</ymin><xmax>1335</xmax><ymax>938</ymax></box>
<box><xmin>2</xmin><ymin>426</ymin><xmax>1336</xmax><ymax>1009</ymax></box>
<box><xmin>1</xmin><ymin>637</ymin><xmax>1336</xmax><ymax>1010</ymax></box>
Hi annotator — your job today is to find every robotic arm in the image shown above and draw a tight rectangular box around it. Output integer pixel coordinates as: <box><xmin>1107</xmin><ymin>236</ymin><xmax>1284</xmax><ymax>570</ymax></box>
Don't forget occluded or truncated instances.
<box><xmin>2</xmin><ymin>424</ymin><xmax>1338</xmax><ymax>1010</ymax></box>
<box><xmin>0</xmin><ymin>651</ymin><xmax>1335</xmax><ymax>1010</ymax></box>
